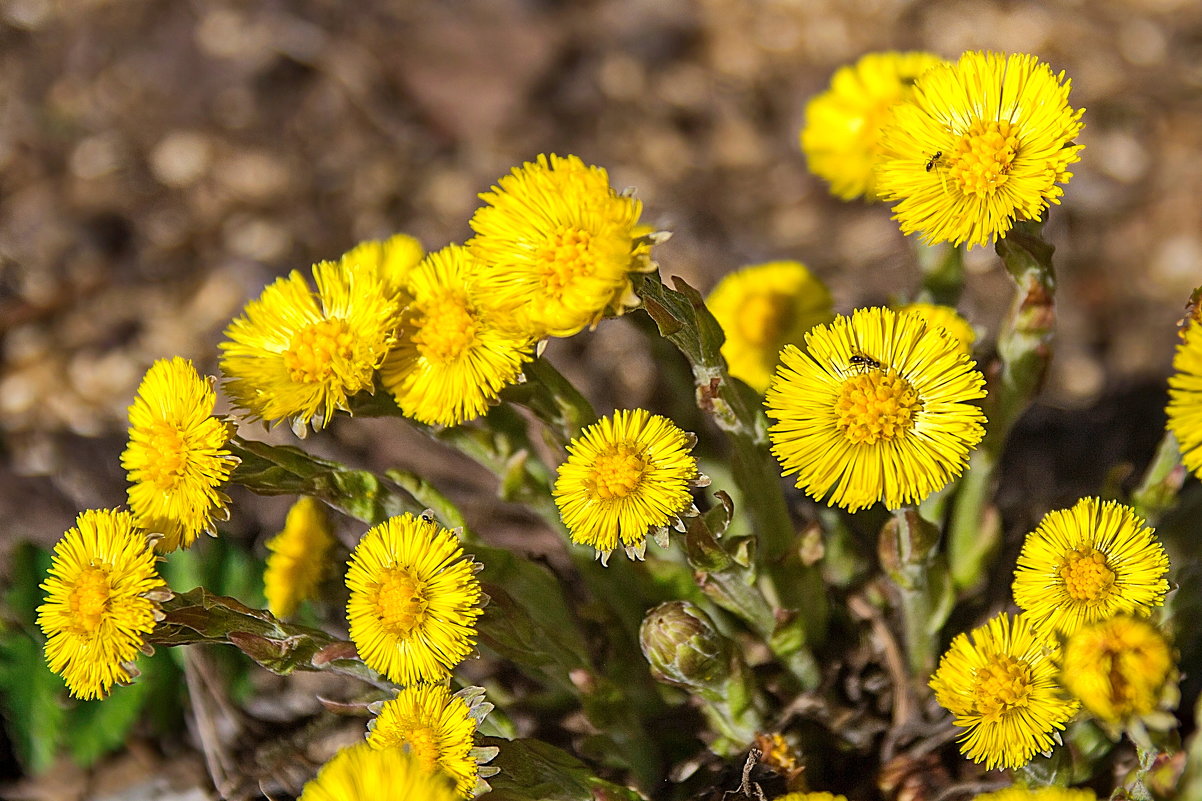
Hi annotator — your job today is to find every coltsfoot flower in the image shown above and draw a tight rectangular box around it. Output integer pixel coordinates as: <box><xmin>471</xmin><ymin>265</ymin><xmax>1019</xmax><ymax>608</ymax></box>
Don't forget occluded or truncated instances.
<box><xmin>37</xmin><ymin>509</ymin><xmax>169</xmax><ymax>700</ymax></box>
<box><xmin>346</xmin><ymin>514</ymin><xmax>484</xmax><ymax>685</ymax></box>
<box><xmin>299</xmin><ymin>740</ymin><xmax>459</xmax><ymax>801</ymax></box>
<box><xmin>971</xmin><ymin>789</ymin><xmax>1097</xmax><ymax>801</ymax></box>
<box><xmin>1061</xmin><ymin>615</ymin><xmax>1178</xmax><ymax>730</ymax></box>
<box><xmin>554</xmin><ymin>409</ymin><xmax>707</xmax><ymax>564</ymax></box>
<box><xmin>773</xmin><ymin>793</ymin><xmax>849</xmax><ymax>801</ymax></box>
<box><xmin>1012</xmin><ymin>498</ymin><xmax>1170</xmax><ymax>637</ymax></box>
<box><xmin>897</xmin><ymin>302</ymin><xmax>975</xmax><ymax>356</ymax></box>
<box><xmin>469</xmin><ymin>153</ymin><xmax>662</xmax><ymax>338</ymax></box>
<box><xmin>930</xmin><ymin>612</ymin><xmax>1078</xmax><ymax>771</ymax></box>
<box><xmin>263</xmin><ymin>496</ymin><xmax>337</xmax><ymax>619</ymax></box>
<box><xmin>121</xmin><ymin>357</ymin><xmax>237</xmax><ymax>552</ymax></box>
<box><xmin>221</xmin><ymin>259</ymin><xmax>400</xmax><ymax>434</ymax></box>
<box><xmin>876</xmin><ymin>51</ymin><xmax>1085</xmax><ymax>248</ymax></box>
<box><xmin>706</xmin><ymin>260</ymin><xmax>834</xmax><ymax>394</ymax></box>
<box><xmin>1167</xmin><ymin>322</ymin><xmax>1202</xmax><ymax>477</ymax></box>
<box><xmin>339</xmin><ymin>232</ymin><xmax>425</xmax><ymax>299</ymax></box>
<box><xmin>800</xmin><ymin>50</ymin><xmax>945</xmax><ymax>201</ymax></box>
<box><xmin>379</xmin><ymin>244</ymin><xmax>533</xmax><ymax>427</ymax></box>
<box><xmin>765</xmin><ymin>306</ymin><xmax>986</xmax><ymax>513</ymax></box>
<box><xmin>367</xmin><ymin>684</ymin><xmax>498</xmax><ymax>798</ymax></box>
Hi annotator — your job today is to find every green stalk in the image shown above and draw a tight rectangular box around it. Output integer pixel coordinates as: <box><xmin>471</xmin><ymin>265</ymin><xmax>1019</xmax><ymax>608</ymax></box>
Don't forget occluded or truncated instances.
<box><xmin>1131</xmin><ymin>430</ymin><xmax>1188</xmax><ymax>525</ymax></box>
<box><xmin>915</xmin><ymin>241</ymin><xmax>966</xmax><ymax>306</ymax></box>
<box><xmin>949</xmin><ymin>218</ymin><xmax>1057</xmax><ymax>590</ymax></box>
<box><xmin>880</xmin><ymin>507</ymin><xmax>953</xmax><ymax>679</ymax></box>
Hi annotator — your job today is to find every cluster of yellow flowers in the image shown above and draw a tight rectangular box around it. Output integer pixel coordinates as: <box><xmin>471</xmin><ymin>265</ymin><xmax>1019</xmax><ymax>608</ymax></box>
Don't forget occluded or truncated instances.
<box><xmin>931</xmin><ymin>497</ymin><xmax>1174</xmax><ymax>771</ymax></box>
<box><xmin>801</xmin><ymin>50</ymin><xmax>1085</xmax><ymax>249</ymax></box>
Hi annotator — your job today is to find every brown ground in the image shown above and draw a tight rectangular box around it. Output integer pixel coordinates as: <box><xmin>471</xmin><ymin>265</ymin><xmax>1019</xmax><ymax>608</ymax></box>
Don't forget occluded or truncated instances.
<box><xmin>2</xmin><ymin>0</ymin><xmax>1201</xmax><ymax>797</ymax></box>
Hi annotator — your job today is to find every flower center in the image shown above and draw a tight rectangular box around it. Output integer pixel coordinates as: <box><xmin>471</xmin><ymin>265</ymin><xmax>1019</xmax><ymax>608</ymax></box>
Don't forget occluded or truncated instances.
<box><xmin>737</xmin><ymin>292</ymin><xmax>795</xmax><ymax>347</ymax></box>
<box><xmin>587</xmin><ymin>444</ymin><xmax>648</xmax><ymax>500</ymax></box>
<box><xmin>413</xmin><ymin>292</ymin><xmax>478</xmax><ymax>364</ymax></box>
<box><xmin>142</xmin><ymin>421</ymin><xmax>189</xmax><ymax>490</ymax></box>
<box><xmin>372</xmin><ymin>567</ymin><xmax>429</xmax><ymax>637</ymax></box>
<box><xmin>971</xmin><ymin>654</ymin><xmax>1033</xmax><ymax>721</ymax></box>
<box><xmin>1059</xmin><ymin>548</ymin><xmax>1116</xmax><ymax>602</ymax></box>
<box><xmin>537</xmin><ymin>227</ymin><xmax>596</xmax><ymax>292</ymax></box>
<box><xmin>834</xmin><ymin>370</ymin><xmax>922</xmax><ymax>445</ymax></box>
<box><xmin>68</xmin><ymin>565</ymin><xmax>112</xmax><ymax>635</ymax></box>
<box><xmin>400</xmin><ymin>722</ymin><xmax>442</xmax><ymax>774</ymax></box>
<box><xmin>947</xmin><ymin>119</ymin><xmax>1020</xmax><ymax>198</ymax></box>
<box><xmin>283</xmin><ymin>318</ymin><xmax>354</xmax><ymax>384</ymax></box>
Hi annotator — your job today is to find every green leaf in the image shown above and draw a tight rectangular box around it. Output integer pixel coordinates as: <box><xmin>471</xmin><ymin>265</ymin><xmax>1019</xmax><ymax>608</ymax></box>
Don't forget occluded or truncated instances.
<box><xmin>3</xmin><ymin>541</ymin><xmax>54</xmax><ymax>629</ymax></box>
<box><xmin>64</xmin><ymin>667</ymin><xmax>150</xmax><ymax>767</ymax></box>
<box><xmin>480</xmin><ymin>737</ymin><xmax>648</xmax><ymax>801</ymax></box>
<box><xmin>0</xmin><ymin>629</ymin><xmax>65</xmax><ymax>773</ymax></box>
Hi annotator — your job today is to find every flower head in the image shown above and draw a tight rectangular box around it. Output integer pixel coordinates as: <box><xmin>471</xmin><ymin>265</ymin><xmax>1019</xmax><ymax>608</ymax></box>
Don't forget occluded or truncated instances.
<box><xmin>264</xmin><ymin>496</ymin><xmax>337</xmax><ymax>619</ymax></box>
<box><xmin>1167</xmin><ymin>323</ymin><xmax>1202</xmax><ymax>477</ymax></box>
<box><xmin>773</xmin><ymin>794</ymin><xmax>848</xmax><ymax>801</ymax></box>
<box><xmin>346</xmin><ymin>514</ymin><xmax>484</xmax><ymax>685</ymax></box>
<box><xmin>368</xmin><ymin>684</ymin><xmax>497</xmax><ymax>798</ymax></box>
<box><xmin>1012</xmin><ymin>498</ymin><xmax>1170</xmax><ymax>637</ymax></box>
<box><xmin>898</xmin><ymin>303</ymin><xmax>976</xmax><ymax>356</ymax></box>
<box><xmin>930</xmin><ymin>612</ymin><xmax>1078</xmax><ymax>771</ymax></box>
<box><xmin>554</xmin><ymin>409</ymin><xmax>705</xmax><ymax>564</ymax></box>
<box><xmin>339</xmin><ymin>233</ymin><xmax>425</xmax><ymax>299</ymax></box>
<box><xmin>299</xmin><ymin>741</ymin><xmax>459</xmax><ymax>801</ymax></box>
<box><xmin>37</xmin><ymin>509</ymin><xmax>168</xmax><ymax>700</ymax></box>
<box><xmin>121</xmin><ymin>357</ymin><xmax>237</xmax><ymax>552</ymax></box>
<box><xmin>765</xmin><ymin>306</ymin><xmax>986</xmax><ymax>513</ymax></box>
<box><xmin>379</xmin><ymin>244</ymin><xmax>533</xmax><ymax>426</ymax></box>
<box><xmin>801</xmin><ymin>51</ymin><xmax>945</xmax><ymax>201</ymax></box>
<box><xmin>220</xmin><ymin>259</ymin><xmax>399</xmax><ymax>434</ymax></box>
<box><xmin>972</xmin><ymin>789</ymin><xmax>1097</xmax><ymax>801</ymax></box>
<box><xmin>1061</xmin><ymin>615</ymin><xmax>1178</xmax><ymax>728</ymax></box>
<box><xmin>707</xmin><ymin>260</ymin><xmax>834</xmax><ymax>394</ymax></box>
<box><xmin>469</xmin><ymin>153</ymin><xmax>660</xmax><ymax>338</ymax></box>
<box><xmin>876</xmin><ymin>51</ymin><xmax>1085</xmax><ymax>248</ymax></box>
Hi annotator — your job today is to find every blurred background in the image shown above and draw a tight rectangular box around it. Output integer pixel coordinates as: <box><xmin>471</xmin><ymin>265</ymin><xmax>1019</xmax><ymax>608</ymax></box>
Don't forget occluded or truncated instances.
<box><xmin>2</xmin><ymin>0</ymin><xmax>1200</xmax><ymax>796</ymax></box>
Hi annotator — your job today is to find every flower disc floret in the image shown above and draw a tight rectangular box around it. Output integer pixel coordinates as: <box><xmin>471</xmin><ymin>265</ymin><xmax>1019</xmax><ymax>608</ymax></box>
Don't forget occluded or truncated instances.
<box><xmin>766</xmin><ymin>306</ymin><xmax>986</xmax><ymax>512</ymax></box>
<box><xmin>37</xmin><ymin>509</ymin><xmax>168</xmax><ymax>700</ymax></box>
<box><xmin>1167</xmin><ymin>323</ymin><xmax>1202</xmax><ymax>477</ymax></box>
<box><xmin>468</xmin><ymin>153</ymin><xmax>659</xmax><ymax>338</ymax></box>
<box><xmin>299</xmin><ymin>741</ymin><xmax>458</xmax><ymax>801</ymax></box>
<box><xmin>930</xmin><ymin>612</ymin><xmax>1078</xmax><ymax>770</ymax></box>
<box><xmin>220</xmin><ymin>259</ymin><xmax>399</xmax><ymax>432</ymax></box>
<box><xmin>800</xmin><ymin>50</ymin><xmax>945</xmax><ymax>201</ymax></box>
<box><xmin>380</xmin><ymin>244</ymin><xmax>533</xmax><ymax>427</ymax></box>
<box><xmin>876</xmin><ymin>51</ymin><xmax>1085</xmax><ymax>248</ymax></box>
<box><xmin>1013</xmin><ymin>498</ymin><xmax>1170</xmax><ymax>637</ymax></box>
<box><xmin>368</xmin><ymin>684</ymin><xmax>495</xmax><ymax>798</ymax></box>
<box><xmin>706</xmin><ymin>261</ymin><xmax>834</xmax><ymax>393</ymax></box>
<box><xmin>554</xmin><ymin>409</ymin><xmax>704</xmax><ymax>563</ymax></box>
<box><xmin>346</xmin><ymin>514</ymin><xmax>483</xmax><ymax>685</ymax></box>
<box><xmin>121</xmin><ymin>357</ymin><xmax>237</xmax><ymax>552</ymax></box>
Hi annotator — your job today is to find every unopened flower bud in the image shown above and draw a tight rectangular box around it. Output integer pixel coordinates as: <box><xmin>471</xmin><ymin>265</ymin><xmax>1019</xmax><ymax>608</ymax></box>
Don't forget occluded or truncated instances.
<box><xmin>640</xmin><ymin>601</ymin><xmax>732</xmax><ymax>696</ymax></box>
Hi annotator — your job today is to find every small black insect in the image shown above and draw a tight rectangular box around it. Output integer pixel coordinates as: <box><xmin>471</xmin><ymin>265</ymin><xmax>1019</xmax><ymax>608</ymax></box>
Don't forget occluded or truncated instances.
<box><xmin>925</xmin><ymin>151</ymin><xmax>943</xmax><ymax>172</ymax></box>
<box><xmin>848</xmin><ymin>353</ymin><xmax>883</xmax><ymax>371</ymax></box>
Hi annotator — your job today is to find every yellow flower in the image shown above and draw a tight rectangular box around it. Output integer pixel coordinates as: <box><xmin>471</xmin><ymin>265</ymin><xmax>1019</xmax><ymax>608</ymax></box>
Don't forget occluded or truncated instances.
<box><xmin>1167</xmin><ymin>323</ymin><xmax>1202</xmax><ymax>477</ymax></box>
<box><xmin>897</xmin><ymin>302</ymin><xmax>975</xmax><ymax>356</ymax></box>
<box><xmin>299</xmin><ymin>741</ymin><xmax>459</xmax><ymax>801</ymax></box>
<box><xmin>220</xmin><ymin>259</ymin><xmax>400</xmax><ymax>434</ymax></box>
<box><xmin>1012</xmin><ymin>498</ymin><xmax>1170</xmax><ymax>637</ymax></box>
<box><xmin>263</xmin><ymin>496</ymin><xmax>337</xmax><ymax>619</ymax></box>
<box><xmin>765</xmin><ymin>307</ymin><xmax>986</xmax><ymax>513</ymax></box>
<box><xmin>469</xmin><ymin>153</ymin><xmax>660</xmax><ymax>338</ymax></box>
<box><xmin>339</xmin><ymin>233</ymin><xmax>425</xmax><ymax>298</ymax></box>
<box><xmin>37</xmin><ymin>509</ymin><xmax>168</xmax><ymax>700</ymax></box>
<box><xmin>930</xmin><ymin>612</ymin><xmax>1078</xmax><ymax>771</ymax></box>
<box><xmin>346</xmin><ymin>514</ymin><xmax>484</xmax><ymax>685</ymax></box>
<box><xmin>972</xmin><ymin>789</ymin><xmax>1097</xmax><ymax>801</ymax></box>
<box><xmin>121</xmin><ymin>357</ymin><xmax>237</xmax><ymax>553</ymax></box>
<box><xmin>368</xmin><ymin>684</ymin><xmax>497</xmax><ymax>798</ymax></box>
<box><xmin>876</xmin><ymin>51</ymin><xmax>1085</xmax><ymax>248</ymax></box>
<box><xmin>554</xmin><ymin>409</ymin><xmax>706</xmax><ymax>564</ymax></box>
<box><xmin>774</xmin><ymin>794</ymin><xmax>848</xmax><ymax>801</ymax></box>
<box><xmin>1061</xmin><ymin>615</ymin><xmax>1178</xmax><ymax>727</ymax></box>
<box><xmin>379</xmin><ymin>244</ymin><xmax>533</xmax><ymax>426</ymax></box>
<box><xmin>801</xmin><ymin>51</ymin><xmax>945</xmax><ymax>201</ymax></box>
<box><xmin>707</xmin><ymin>261</ymin><xmax>835</xmax><ymax>394</ymax></box>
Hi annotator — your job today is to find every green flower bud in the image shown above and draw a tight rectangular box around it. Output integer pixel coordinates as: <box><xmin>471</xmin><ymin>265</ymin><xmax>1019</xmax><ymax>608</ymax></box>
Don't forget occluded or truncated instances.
<box><xmin>640</xmin><ymin>601</ymin><xmax>732</xmax><ymax>696</ymax></box>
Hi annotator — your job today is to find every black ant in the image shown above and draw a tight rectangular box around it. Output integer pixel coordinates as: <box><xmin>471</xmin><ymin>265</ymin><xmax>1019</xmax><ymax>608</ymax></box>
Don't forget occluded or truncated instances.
<box><xmin>925</xmin><ymin>151</ymin><xmax>943</xmax><ymax>172</ymax></box>
<box><xmin>848</xmin><ymin>353</ymin><xmax>883</xmax><ymax>372</ymax></box>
